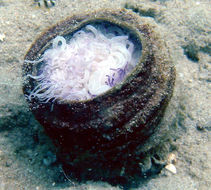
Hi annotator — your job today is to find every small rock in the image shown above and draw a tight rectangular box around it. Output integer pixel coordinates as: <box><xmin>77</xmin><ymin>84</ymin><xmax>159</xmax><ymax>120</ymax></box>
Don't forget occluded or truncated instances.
<box><xmin>165</xmin><ymin>163</ymin><xmax>177</xmax><ymax>174</ymax></box>
<box><xmin>167</xmin><ymin>153</ymin><xmax>177</xmax><ymax>164</ymax></box>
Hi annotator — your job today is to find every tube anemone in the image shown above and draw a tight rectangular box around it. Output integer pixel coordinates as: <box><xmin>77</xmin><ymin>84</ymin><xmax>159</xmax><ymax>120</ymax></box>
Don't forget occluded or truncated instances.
<box><xmin>23</xmin><ymin>9</ymin><xmax>175</xmax><ymax>186</ymax></box>
<box><xmin>25</xmin><ymin>24</ymin><xmax>141</xmax><ymax>102</ymax></box>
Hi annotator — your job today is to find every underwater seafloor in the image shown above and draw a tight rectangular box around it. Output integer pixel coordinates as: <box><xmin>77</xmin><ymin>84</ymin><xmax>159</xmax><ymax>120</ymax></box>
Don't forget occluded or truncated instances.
<box><xmin>0</xmin><ymin>0</ymin><xmax>210</xmax><ymax>189</ymax></box>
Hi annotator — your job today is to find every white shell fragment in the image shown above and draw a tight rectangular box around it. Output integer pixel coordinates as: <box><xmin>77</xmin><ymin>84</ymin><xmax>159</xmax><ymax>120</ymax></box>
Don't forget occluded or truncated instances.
<box><xmin>165</xmin><ymin>163</ymin><xmax>177</xmax><ymax>174</ymax></box>
<box><xmin>0</xmin><ymin>33</ymin><xmax>6</xmax><ymax>42</ymax></box>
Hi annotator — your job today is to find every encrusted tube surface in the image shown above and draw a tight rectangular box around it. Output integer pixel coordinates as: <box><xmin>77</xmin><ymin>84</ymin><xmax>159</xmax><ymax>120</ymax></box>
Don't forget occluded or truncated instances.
<box><xmin>23</xmin><ymin>8</ymin><xmax>176</xmax><ymax>184</ymax></box>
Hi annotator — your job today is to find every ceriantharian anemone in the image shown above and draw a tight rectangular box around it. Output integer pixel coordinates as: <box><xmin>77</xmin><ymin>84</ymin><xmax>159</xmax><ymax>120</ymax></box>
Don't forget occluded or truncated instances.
<box><xmin>25</xmin><ymin>24</ymin><xmax>141</xmax><ymax>103</ymax></box>
<box><xmin>23</xmin><ymin>9</ymin><xmax>176</xmax><ymax>187</ymax></box>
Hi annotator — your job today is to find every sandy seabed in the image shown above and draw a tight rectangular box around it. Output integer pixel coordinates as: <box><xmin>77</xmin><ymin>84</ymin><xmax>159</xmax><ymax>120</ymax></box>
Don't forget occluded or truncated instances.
<box><xmin>0</xmin><ymin>0</ymin><xmax>210</xmax><ymax>189</ymax></box>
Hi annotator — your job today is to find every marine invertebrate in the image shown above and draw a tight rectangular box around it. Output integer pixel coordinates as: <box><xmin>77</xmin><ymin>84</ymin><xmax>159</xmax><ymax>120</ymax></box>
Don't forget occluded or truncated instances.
<box><xmin>26</xmin><ymin>24</ymin><xmax>141</xmax><ymax>102</ymax></box>
<box><xmin>34</xmin><ymin>0</ymin><xmax>56</xmax><ymax>8</ymax></box>
<box><xmin>23</xmin><ymin>9</ymin><xmax>175</xmax><ymax>186</ymax></box>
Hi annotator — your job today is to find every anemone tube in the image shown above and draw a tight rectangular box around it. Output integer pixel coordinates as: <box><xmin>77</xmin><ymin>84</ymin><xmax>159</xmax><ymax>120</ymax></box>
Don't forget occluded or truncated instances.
<box><xmin>23</xmin><ymin>9</ymin><xmax>176</xmax><ymax>185</ymax></box>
